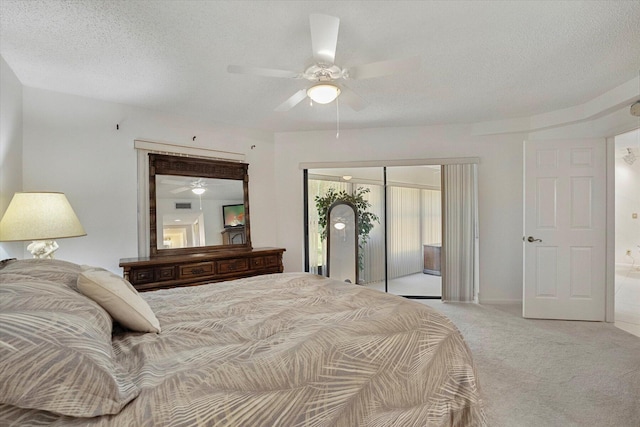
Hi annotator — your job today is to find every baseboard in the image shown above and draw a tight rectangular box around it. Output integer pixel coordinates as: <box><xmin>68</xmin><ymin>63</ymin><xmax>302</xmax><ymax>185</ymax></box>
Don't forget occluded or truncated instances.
<box><xmin>478</xmin><ymin>299</ymin><xmax>522</xmax><ymax>305</ymax></box>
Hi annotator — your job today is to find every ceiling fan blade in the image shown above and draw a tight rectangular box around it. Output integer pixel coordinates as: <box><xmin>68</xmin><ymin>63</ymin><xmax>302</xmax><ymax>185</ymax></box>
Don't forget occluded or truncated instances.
<box><xmin>339</xmin><ymin>85</ymin><xmax>368</xmax><ymax>111</ymax></box>
<box><xmin>310</xmin><ymin>14</ymin><xmax>340</xmax><ymax>65</ymax></box>
<box><xmin>345</xmin><ymin>56</ymin><xmax>421</xmax><ymax>80</ymax></box>
<box><xmin>170</xmin><ymin>187</ymin><xmax>190</xmax><ymax>194</ymax></box>
<box><xmin>227</xmin><ymin>65</ymin><xmax>300</xmax><ymax>79</ymax></box>
<box><xmin>275</xmin><ymin>89</ymin><xmax>308</xmax><ymax>112</ymax></box>
<box><xmin>161</xmin><ymin>178</ymin><xmax>188</xmax><ymax>186</ymax></box>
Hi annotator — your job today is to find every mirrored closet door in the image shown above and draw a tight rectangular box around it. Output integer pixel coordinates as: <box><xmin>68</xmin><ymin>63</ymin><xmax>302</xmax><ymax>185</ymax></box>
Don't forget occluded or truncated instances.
<box><xmin>385</xmin><ymin>165</ymin><xmax>442</xmax><ymax>298</ymax></box>
<box><xmin>305</xmin><ymin>165</ymin><xmax>442</xmax><ymax>299</ymax></box>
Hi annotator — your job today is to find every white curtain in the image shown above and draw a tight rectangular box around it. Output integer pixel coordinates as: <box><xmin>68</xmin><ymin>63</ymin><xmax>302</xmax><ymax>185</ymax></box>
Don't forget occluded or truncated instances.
<box><xmin>442</xmin><ymin>164</ymin><xmax>478</xmax><ymax>302</ymax></box>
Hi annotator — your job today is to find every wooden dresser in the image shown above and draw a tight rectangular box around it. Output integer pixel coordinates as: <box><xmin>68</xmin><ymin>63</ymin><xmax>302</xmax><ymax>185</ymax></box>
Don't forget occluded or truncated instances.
<box><xmin>120</xmin><ymin>247</ymin><xmax>285</xmax><ymax>292</ymax></box>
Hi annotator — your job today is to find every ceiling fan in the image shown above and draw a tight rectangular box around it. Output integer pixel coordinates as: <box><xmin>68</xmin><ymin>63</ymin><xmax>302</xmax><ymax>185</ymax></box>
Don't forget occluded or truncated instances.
<box><xmin>162</xmin><ymin>178</ymin><xmax>208</xmax><ymax>195</ymax></box>
<box><xmin>227</xmin><ymin>14</ymin><xmax>420</xmax><ymax>112</ymax></box>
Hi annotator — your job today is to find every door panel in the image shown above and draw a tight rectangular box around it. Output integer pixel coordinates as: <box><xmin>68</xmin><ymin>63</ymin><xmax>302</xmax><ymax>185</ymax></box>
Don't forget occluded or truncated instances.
<box><xmin>535</xmin><ymin>246</ymin><xmax>557</xmax><ymax>297</ymax></box>
<box><xmin>524</xmin><ymin>139</ymin><xmax>606</xmax><ymax>320</ymax></box>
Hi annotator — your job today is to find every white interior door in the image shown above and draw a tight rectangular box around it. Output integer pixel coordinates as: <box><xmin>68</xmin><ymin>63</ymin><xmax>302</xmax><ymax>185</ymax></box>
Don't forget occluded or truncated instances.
<box><xmin>523</xmin><ymin>139</ymin><xmax>606</xmax><ymax>320</ymax></box>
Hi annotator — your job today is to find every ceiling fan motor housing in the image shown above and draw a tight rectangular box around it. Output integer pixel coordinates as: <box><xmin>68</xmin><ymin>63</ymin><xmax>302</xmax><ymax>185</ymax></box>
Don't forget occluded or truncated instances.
<box><xmin>304</xmin><ymin>64</ymin><xmax>343</xmax><ymax>81</ymax></box>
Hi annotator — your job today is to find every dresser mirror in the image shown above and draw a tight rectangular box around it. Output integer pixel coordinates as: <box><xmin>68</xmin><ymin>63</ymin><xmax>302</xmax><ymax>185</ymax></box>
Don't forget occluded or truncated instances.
<box><xmin>149</xmin><ymin>153</ymin><xmax>251</xmax><ymax>257</ymax></box>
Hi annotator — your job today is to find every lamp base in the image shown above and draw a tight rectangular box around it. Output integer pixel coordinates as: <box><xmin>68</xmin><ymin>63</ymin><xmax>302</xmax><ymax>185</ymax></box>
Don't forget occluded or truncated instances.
<box><xmin>27</xmin><ymin>240</ymin><xmax>59</xmax><ymax>259</ymax></box>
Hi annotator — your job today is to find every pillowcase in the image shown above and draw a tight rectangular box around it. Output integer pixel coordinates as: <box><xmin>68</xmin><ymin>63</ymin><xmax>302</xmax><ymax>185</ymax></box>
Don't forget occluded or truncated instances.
<box><xmin>0</xmin><ymin>272</ymin><xmax>139</xmax><ymax>417</ymax></box>
<box><xmin>78</xmin><ymin>269</ymin><xmax>161</xmax><ymax>333</ymax></box>
<box><xmin>0</xmin><ymin>258</ymin><xmax>83</xmax><ymax>290</ymax></box>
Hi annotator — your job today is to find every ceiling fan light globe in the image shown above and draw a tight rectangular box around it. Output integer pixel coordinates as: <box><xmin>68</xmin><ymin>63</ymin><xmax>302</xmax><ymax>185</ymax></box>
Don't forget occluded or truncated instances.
<box><xmin>307</xmin><ymin>84</ymin><xmax>341</xmax><ymax>104</ymax></box>
<box><xmin>192</xmin><ymin>187</ymin><xmax>206</xmax><ymax>195</ymax></box>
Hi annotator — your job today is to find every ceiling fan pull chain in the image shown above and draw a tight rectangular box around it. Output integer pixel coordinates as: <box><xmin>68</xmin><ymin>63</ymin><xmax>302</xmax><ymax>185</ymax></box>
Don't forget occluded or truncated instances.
<box><xmin>336</xmin><ymin>96</ymin><xmax>340</xmax><ymax>139</ymax></box>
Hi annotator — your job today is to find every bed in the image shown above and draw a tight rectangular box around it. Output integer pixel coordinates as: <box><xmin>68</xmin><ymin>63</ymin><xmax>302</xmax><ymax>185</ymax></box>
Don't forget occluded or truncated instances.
<box><xmin>0</xmin><ymin>259</ymin><xmax>486</xmax><ymax>426</ymax></box>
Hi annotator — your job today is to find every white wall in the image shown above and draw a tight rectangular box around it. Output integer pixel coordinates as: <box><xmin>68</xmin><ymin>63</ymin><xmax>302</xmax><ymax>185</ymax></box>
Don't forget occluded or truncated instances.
<box><xmin>273</xmin><ymin>107</ymin><xmax>640</xmax><ymax>304</ymax></box>
<box><xmin>22</xmin><ymin>87</ymin><xmax>276</xmax><ymax>273</ymax></box>
<box><xmin>16</xmin><ymin>76</ymin><xmax>639</xmax><ymax>303</ymax></box>
<box><xmin>274</xmin><ymin>125</ymin><xmax>526</xmax><ymax>303</ymax></box>
<box><xmin>0</xmin><ymin>57</ymin><xmax>24</xmax><ymax>259</ymax></box>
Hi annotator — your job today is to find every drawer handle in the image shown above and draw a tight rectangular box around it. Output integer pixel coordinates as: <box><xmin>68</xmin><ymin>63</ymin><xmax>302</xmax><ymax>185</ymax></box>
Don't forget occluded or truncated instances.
<box><xmin>191</xmin><ymin>268</ymin><xmax>205</xmax><ymax>275</ymax></box>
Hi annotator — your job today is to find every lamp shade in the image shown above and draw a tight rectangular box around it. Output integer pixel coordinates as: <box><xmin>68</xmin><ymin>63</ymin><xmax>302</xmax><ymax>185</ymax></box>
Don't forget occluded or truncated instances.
<box><xmin>0</xmin><ymin>192</ymin><xmax>86</xmax><ymax>242</ymax></box>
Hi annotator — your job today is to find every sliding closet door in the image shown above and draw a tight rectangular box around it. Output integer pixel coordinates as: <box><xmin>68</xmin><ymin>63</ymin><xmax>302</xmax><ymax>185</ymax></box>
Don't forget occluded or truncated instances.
<box><xmin>386</xmin><ymin>166</ymin><xmax>442</xmax><ymax>297</ymax></box>
<box><xmin>304</xmin><ymin>161</ymin><xmax>477</xmax><ymax>302</ymax></box>
<box><xmin>306</xmin><ymin>168</ymin><xmax>384</xmax><ymax>284</ymax></box>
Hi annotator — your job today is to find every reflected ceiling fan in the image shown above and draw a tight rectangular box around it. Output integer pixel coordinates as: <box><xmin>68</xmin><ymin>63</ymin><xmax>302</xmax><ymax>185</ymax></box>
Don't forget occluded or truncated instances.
<box><xmin>162</xmin><ymin>178</ymin><xmax>208</xmax><ymax>195</ymax></box>
<box><xmin>227</xmin><ymin>14</ymin><xmax>420</xmax><ymax>112</ymax></box>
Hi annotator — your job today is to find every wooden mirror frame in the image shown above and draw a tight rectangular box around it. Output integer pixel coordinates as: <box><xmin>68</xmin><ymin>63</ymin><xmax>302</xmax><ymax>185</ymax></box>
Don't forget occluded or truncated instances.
<box><xmin>149</xmin><ymin>153</ymin><xmax>251</xmax><ymax>257</ymax></box>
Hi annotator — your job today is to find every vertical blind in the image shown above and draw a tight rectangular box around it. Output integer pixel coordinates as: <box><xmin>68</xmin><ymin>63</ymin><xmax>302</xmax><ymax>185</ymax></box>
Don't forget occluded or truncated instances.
<box><xmin>387</xmin><ymin>187</ymin><xmax>423</xmax><ymax>278</ymax></box>
<box><xmin>422</xmin><ymin>189</ymin><xmax>442</xmax><ymax>246</ymax></box>
<box><xmin>386</xmin><ymin>187</ymin><xmax>442</xmax><ymax>280</ymax></box>
<box><xmin>441</xmin><ymin>164</ymin><xmax>478</xmax><ymax>302</ymax></box>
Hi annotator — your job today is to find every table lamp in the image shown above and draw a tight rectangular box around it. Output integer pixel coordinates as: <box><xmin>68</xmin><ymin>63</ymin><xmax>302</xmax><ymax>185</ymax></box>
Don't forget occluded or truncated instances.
<box><xmin>0</xmin><ymin>192</ymin><xmax>86</xmax><ymax>259</ymax></box>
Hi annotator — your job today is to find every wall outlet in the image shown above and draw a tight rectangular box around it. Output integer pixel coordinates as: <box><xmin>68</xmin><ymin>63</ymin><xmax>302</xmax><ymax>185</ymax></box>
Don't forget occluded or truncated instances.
<box><xmin>627</xmin><ymin>250</ymin><xmax>632</xmax><ymax>256</ymax></box>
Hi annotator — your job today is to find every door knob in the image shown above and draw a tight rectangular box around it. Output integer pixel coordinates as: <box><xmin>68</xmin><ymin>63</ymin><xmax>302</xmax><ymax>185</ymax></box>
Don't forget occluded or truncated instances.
<box><xmin>527</xmin><ymin>236</ymin><xmax>542</xmax><ymax>243</ymax></box>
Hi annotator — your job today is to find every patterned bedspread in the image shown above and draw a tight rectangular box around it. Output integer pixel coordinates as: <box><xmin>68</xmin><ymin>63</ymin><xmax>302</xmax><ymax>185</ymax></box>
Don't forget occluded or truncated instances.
<box><xmin>1</xmin><ymin>264</ymin><xmax>485</xmax><ymax>426</ymax></box>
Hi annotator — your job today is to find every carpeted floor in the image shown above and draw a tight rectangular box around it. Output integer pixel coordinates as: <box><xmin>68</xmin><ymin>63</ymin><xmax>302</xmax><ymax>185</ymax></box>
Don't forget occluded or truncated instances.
<box><xmin>419</xmin><ymin>301</ymin><xmax>640</xmax><ymax>427</ymax></box>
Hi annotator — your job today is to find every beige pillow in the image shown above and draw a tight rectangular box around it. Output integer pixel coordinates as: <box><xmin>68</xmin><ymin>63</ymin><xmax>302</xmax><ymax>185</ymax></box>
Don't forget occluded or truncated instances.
<box><xmin>0</xmin><ymin>270</ymin><xmax>139</xmax><ymax>417</ymax></box>
<box><xmin>78</xmin><ymin>269</ymin><xmax>161</xmax><ymax>333</ymax></box>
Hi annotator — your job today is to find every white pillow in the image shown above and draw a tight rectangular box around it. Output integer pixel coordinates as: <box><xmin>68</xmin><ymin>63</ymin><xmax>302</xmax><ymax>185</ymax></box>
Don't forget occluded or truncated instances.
<box><xmin>77</xmin><ymin>269</ymin><xmax>161</xmax><ymax>333</ymax></box>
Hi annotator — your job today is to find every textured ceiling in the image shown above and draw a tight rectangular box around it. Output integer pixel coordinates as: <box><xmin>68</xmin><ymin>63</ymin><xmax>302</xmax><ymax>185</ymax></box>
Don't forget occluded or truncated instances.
<box><xmin>1</xmin><ymin>0</ymin><xmax>639</xmax><ymax>133</ymax></box>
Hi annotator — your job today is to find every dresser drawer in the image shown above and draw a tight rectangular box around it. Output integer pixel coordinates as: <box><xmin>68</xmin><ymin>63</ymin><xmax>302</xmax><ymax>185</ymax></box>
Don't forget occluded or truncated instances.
<box><xmin>250</xmin><ymin>257</ymin><xmax>265</xmax><ymax>268</ymax></box>
<box><xmin>120</xmin><ymin>248</ymin><xmax>285</xmax><ymax>291</ymax></box>
<box><xmin>251</xmin><ymin>255</ymin><xmax>279</xmax><ymax>270</ymax></box>
<box><xmin>155</xmin><ymin>266</ymin><xmax>176</xmax><ymax>281</ymax></box>
<box><xmin>179</xmin><ymin>262</ymin><xmax>215</xmax><ymax>279</ymax></box>
<box><xmin>217</xmin><ymin>258</ymin><xmax>249</xmax><ymax>274</ymax></box>
<box><xmin>132</xmin><ymin>268</ymin><xmax>155</xmax><ymax>284</ymax></box>
<box><xmin>264</xmin><ymin>255</ymin><xmax>279</xmax><ymax>267</ymax></box>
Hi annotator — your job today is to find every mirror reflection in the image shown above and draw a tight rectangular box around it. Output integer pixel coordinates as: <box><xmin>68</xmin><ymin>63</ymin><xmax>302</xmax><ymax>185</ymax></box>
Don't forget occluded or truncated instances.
<box><xmin>327</xmin><ymin>202</ymin><xmax>358</xmax><ymax>284</ymax></box>
<box><xmin>155</xmin><ymin>175</ymin><xmax>244</xmax><ymax>250</ymax></box>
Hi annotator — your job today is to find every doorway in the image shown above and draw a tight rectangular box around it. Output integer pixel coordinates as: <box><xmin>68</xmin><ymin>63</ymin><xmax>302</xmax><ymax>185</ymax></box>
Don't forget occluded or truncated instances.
<box><xmin>613</xmin><ymin>128</ymin><xmax>640</xmax><ymax>337</ymax></box>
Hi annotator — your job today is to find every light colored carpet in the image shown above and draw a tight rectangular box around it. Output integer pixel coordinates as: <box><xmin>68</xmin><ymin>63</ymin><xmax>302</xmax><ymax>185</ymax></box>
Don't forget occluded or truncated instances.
<box><xmin>419</xmin><ymin>301</ymin><xmax>640</xmax><ymax>427</ymax></box>
<box><xmin>364</xmin><ymin>272</ymin><xmax>442</xmax><ymax>296</ymax></box>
